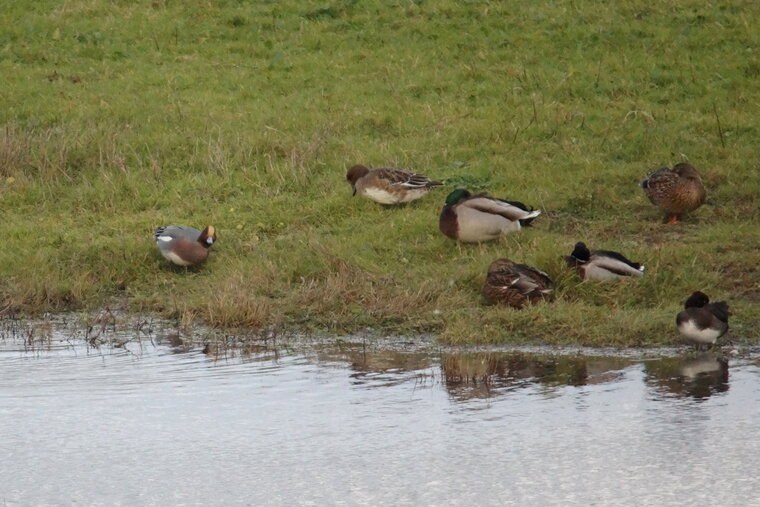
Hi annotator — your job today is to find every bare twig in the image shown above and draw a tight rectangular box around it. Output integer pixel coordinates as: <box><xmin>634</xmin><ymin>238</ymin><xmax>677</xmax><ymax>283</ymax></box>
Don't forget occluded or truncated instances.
<box><xmin>712</xmin><ymin>102</ymin><xmax>726</xmax><ymax>148</ymax></box>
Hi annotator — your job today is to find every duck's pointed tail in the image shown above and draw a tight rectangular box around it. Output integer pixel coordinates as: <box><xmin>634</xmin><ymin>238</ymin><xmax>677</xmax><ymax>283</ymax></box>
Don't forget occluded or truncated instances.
<box><xmin>519</xmin><ymin>210</ymin><xmax>541</xmax><ymax>227</ymax></box>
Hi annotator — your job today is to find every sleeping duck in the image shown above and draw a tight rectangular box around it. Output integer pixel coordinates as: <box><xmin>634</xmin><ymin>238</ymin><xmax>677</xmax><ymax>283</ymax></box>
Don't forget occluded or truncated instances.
<box><xmin>676</xmin><ymin>291</ymin><xmax>731</xmax><ymax>350</ymax></box>
<box><xmin>564</xmin><ymin>242</ymin><xmax>644</xmax><ymax>281</ymax></box>
<box><xmin>482</xmin><ymin>258</ymin><xmax>554</xmax><ymax>308</ymax></box>
<box><xmin>439</xmin><ymin>188</ymin><xmax>541</xmax><ymax>243</ymax></box>
<box><xmin>640</xmin><ymin>162</ymin><xmax>706</xmax><ymax>224</ymax></box>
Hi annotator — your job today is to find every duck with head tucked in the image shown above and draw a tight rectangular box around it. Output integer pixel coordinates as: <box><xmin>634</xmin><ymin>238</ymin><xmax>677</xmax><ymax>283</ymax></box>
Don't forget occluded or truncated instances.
<box><xmin>676</xmin><ymin>291</ymin><xmax>731</xmax><ymax>350</ymax></box>
<box><xmin>154</xmin><ymin>225</ymin><xmax>216</xmax><ymax>267</ymax></box>
<box><xmin>346</xmin><ymin>164</ymin><xmax>443</xmax><ymax>205</ymax></box>
<box><xmin>640</xmin><ymin>162</ymin><xmax>706</xmax><ymax>224</ymax></box>
<box><xmin>439</xmin><ymin>188</ymin><xmax>540</xmax><ymax>243</ymax></box>
<box><xmin>483</xmin><ymin>258</ymin><xmax>554</xmax><ymax>308</ymax></box>
<box><xmin>564</xmin><ymin>242</ymin><xmax>644</xmax><ymax>281</ymax></box>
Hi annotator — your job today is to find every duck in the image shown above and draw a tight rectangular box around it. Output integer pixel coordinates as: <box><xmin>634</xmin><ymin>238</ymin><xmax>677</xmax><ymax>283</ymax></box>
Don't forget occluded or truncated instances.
<box><xmin>345</xmin><ymin>164</ymin><xmax>443</xmax><ymax>205</ymax></box>
<box><xmin>482</xmin><ymin>258</ymin><xmax>554</xmax><ymax>308</ymax></box>
<box><xmin>676</xmin><ymin>291</ymin><xmax>731</xmax><ymax>350</ymax></box>
<box><xmin>564</xmin><ymin>242</ymin><xmax>644</xmax><ymax>281</ymax></box>
<box><xmin>439</xmin><ymin>188</ymin><xmax>541</xmax><ymax>243</ymax></box>
<box><xmin>154</xmin><ymin>225</ymin><xmax>216</xmax><ymax>266</ymax></box>
<box><xmin>640</xmin><ymin>162</ymin><xmax>706</xmax><ymax>224</ymax></box>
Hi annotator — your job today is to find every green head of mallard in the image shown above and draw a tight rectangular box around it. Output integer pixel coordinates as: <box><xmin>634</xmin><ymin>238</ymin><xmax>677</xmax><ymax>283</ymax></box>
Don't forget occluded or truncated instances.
<box><xmin>444</xmin><ymin>188</ymin><xmax>471</xmax><ymax>206</ymax></box>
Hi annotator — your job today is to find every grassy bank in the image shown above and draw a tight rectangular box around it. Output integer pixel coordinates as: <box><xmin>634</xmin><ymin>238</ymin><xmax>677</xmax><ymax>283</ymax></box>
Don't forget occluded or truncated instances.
<box><xmin>1</xmin><ymin>0</ymin><xmax>759</xmax><ymax>346</ymax></box>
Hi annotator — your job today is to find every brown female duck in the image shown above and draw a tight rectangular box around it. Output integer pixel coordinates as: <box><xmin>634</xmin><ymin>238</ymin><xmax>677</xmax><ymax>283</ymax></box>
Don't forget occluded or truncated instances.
<box><xmin>483</xmin><ymin>258</ymin><xmax>554</xmax><ymax>308</ymax></box>
<box><xmin>346</xmin><ymin>164</ymin><xmax>442</xmax><ymax>205</ymax></box>
<box><xmin>640</xmin><ymin>162</ymin><xmax>706</xmax><ymax>224</ymax></box>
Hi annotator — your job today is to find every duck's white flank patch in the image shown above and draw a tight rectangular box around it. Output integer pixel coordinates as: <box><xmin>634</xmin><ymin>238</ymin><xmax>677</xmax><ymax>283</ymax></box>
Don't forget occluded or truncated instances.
<box><xmin>362</xmin><ymin>187</ymin><xmax>398</xmax><ymax>204</ymax></box>
<box><xmin>583</xmin><ymin>264</ymin><xmax>625</xmax><ymax>281</ymax></box>
<box><xmin>163</xmin><ymin>251</ymin><xmax>193</xmax><ymax>266</ymax></box>
<box><xmin>157</xmin><ymin>236</ymin><xmax>174</xmax><ymax>242</ymax></box>
<box><xmin>397</xmin><ymin>188</ymin><xmax>428</xmax><ymax>203</ymax></box>
<box><xmin>679</xmin><ymin>357</ymin><xmax>723</xmax><ymax>379</ymax></box>
<box><xmin>678</xmin><ymin>320</ymin><xmax>721</xmax><ymax>345</ymax></box>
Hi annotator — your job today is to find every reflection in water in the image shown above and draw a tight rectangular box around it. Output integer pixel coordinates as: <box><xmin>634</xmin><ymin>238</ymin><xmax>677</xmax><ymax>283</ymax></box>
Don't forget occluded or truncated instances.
<box><xmin>322</xmin><ymin>347</ymin><xmax>435</xmax><ymax>386</ymax></box>
<box><xmin>155</xmin><ymin>330</ymin><xmax>194</xmax><ymax>353</ymax></box>
<box><xmin>441</xmin><ymin>352</ymin><xmax>631</xmax><ymax>401</ymax></box>
<box><xmin>3</xmin><ymin>315</ymin><xmax>760</xmax><ymax>506</ymax></box>
<box><xmin>302</xmin><ymin>345</ymin><xmax>636</xmax><ymax>400</ymax></box>
<box><xmin>644</xmin><ymin>353</ymin><xmax>730</xmax><ymax>400</ymax></box>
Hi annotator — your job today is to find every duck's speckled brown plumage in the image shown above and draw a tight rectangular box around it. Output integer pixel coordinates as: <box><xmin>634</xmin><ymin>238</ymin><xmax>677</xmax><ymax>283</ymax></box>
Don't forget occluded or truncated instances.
<box><xmin>640</xmin><ymin>162</ymin><xmax>706</xmax><ymax>224</ymax></box>
<box><xmin>346</xmin><ymin>164</ymin><xmax>442</xmax><ymax>205</ymax></box>
<box><xmin>482</xmin><ymin>258</ymin><xmax>554</xmax><ymax>308</ymax></box>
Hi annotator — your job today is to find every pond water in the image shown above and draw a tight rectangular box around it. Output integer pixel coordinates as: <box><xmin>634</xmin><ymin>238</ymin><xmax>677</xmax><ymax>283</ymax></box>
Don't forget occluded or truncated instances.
<box><xmin>1</xmin><ymin>316</ymin><xmax>759</xmax><ymax>506</ymax></box>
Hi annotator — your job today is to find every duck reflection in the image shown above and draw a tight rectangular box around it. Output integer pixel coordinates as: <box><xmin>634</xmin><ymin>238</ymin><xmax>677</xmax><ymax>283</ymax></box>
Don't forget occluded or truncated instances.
<box><xmin>199</xmin><ymin>338</ymin><xmax>276</xmax><ymax>362</ymax></box>
<box><xmin>313</xmin><ymin>343</ymin><xmax>436</xmax><ymax>386</ymax></box>
<box><xmin>644</xmin><ymin>353</ymin><xmax>729</xmax><ymax>400</ymax></box>
<box><xmin>441</xmin><ymin>352</ymin><xmax>631</xmax><ymax>402</ymax></box>
<box><xmin>156</xmin><ymin>331</ymin><xmax>192</xmax><ymax>353</ymax></box>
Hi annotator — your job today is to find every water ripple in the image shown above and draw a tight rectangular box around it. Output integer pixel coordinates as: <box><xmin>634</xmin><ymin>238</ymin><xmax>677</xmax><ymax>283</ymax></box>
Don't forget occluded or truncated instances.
<box><xmin>2</xmin><ymin>318</ymin><xmax>760</xmax><ymax>506</ymax></box>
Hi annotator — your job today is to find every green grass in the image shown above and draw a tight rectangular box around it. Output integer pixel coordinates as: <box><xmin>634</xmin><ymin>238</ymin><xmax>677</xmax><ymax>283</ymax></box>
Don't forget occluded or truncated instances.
<box><xmin>1</xmin><ymin>0</ymin><xmax>759</xmax><ymax>346</ymax></box>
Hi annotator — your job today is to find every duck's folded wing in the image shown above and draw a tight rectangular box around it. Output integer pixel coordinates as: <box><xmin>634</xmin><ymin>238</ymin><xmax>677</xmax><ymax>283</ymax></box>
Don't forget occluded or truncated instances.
<box><xmin>641</xmin><ymin>168</ymin><xmax>677</xmax><ymax>190</ymax></box>
<box><xmin>154</xmin><ymin>226</ymin><xmax>202</xmax><ymax>241</ymax></box>
<box><xmin>592</xmin><ymin>256</ymin><xmax>645</xmax><ymax>276</ymax></box>
<box><xmin>403</xmin><ymin>173</ymin><xmax>442</xmax><ymax>188</ymax></box>
<box><xmin>707</xmin><ymin>302</ymin><xmax>731</xmax><ymax>323</ymax></box>
<box><xmin>513</xmin><ymin>265</ymin><xmax>554</xmax><ymax>291</ymax></box>
<box><xmin>595</xmin><ymin>250</ymin><xmax>642</xmax><ymax>270</ymax></box>
<box><xmin>376</xmin><ymin>168</ymin><xmax>441</xmax><ymax>188</ymax></box>
<box><xmin>464</xmin><ymin>197</ymin><xmax>541</xmax><ymax>221</ymax></box>
<box><xmin>486</xmin><ymin>270</ymin><xmax>521</xmax><ymax>290</ymax></box>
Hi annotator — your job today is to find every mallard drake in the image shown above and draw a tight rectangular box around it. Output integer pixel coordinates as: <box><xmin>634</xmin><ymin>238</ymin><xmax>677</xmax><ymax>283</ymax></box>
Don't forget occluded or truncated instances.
<box><xmin>564</xmin><ymin>242</ymin><xmax>644</xmax><ymax>281</ymax></box>
<box><xmin>439</xmin><ymin>188</ymin><xmax>541</xmax><ymax>243</ymax></box>
<box><xmin>346</xmin><ymin>164</ymin><xmax>443</xmax><ymax>205</ymax></box>
<box><xmin>154</xmin><ymin>225</ymin><xmax>216</xmax><ymax>266</ymax></box>
<box><xmin>640</xmin><ymin>162</ymin><xmax>706</xmax><ymax>224</ymax></box>
<box><xmin>483</xmin><ymin>258</ymin><xmax>554</xmax><ymax>308</ymax></box>
<box><xmin>676</xmin><ymin>291</ymin><xmax>730</xmax><ymax>350</ymax></box>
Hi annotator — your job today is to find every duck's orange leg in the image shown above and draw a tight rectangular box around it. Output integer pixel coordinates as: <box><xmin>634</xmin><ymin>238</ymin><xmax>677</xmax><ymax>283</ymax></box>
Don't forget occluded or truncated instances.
<box><xmin>666</xmin><ymin>215</ymin><xmax>680</xmax><ymax>225</ymax></box>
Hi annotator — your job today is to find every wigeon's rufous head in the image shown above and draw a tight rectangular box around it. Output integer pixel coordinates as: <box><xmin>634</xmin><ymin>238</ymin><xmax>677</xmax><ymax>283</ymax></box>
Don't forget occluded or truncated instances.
<box><xmin>199</xmin><ymin>225</ymin><xmax>216</xmax><ymax>247</ymax></box>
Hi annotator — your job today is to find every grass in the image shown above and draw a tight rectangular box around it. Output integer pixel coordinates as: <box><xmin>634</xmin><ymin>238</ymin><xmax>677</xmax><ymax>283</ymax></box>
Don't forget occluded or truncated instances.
<box><xmin>1</xmin><ymin>0</ymin><xmax>759</xmax><ymax>346</ymax></box>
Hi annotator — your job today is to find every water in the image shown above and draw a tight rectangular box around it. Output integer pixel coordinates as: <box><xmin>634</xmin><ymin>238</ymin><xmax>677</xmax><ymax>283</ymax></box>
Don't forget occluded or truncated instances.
<box><xmin>2</xmin><ymin>317</ymin><xmax>760</xmax><ymax>506</ymax></box>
